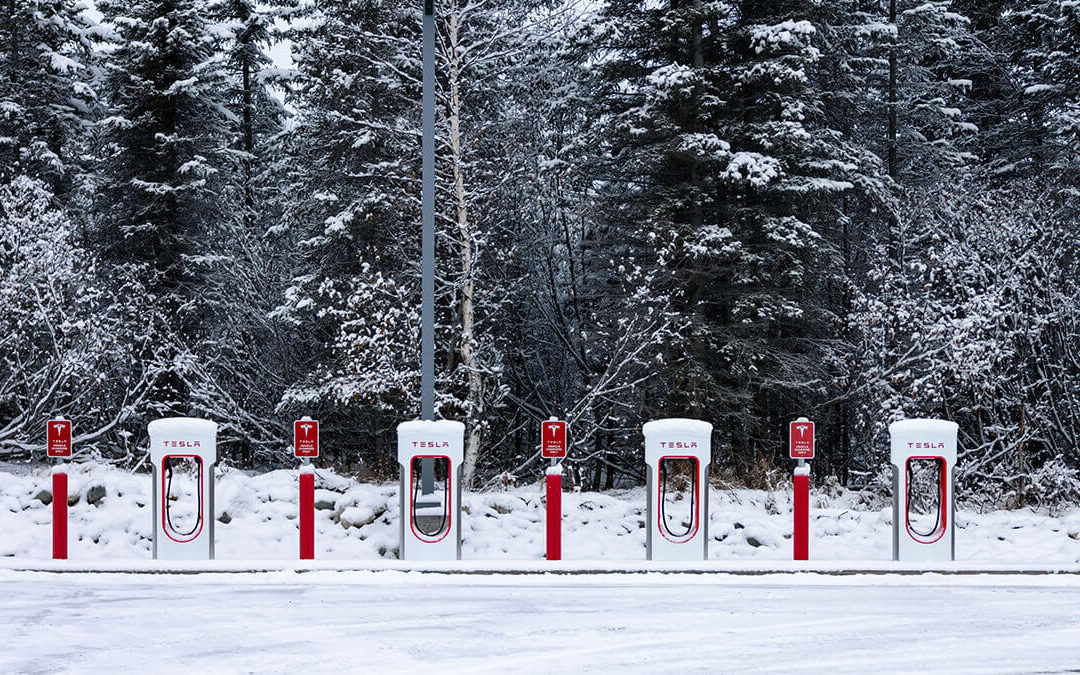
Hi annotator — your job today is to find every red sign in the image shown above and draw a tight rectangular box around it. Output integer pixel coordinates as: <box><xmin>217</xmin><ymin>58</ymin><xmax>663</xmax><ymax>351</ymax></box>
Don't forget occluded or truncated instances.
<box><xmin>294</xmin><ymin>419</ymin><xmax>319</xmax><ymax>458</ymax></box>
<box><xmin>541</xmin><ymin>420</ymin><xmax>567</xmax><ymax>459</ymax></box>
<box><xmin>789</xmin><ymin>420</ymin><xmax>814</xmax><ymax>459</ymax></box>
<box><xmin>47</xmin><ymin>419</ymin><xmax>72</xmax><ymax>458</ymax></box>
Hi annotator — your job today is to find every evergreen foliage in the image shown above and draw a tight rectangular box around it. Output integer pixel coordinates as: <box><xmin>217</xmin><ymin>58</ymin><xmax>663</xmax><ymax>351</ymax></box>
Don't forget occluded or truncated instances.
<box><xmin>4</xmin><ymin>0</ymin><xmax>1080</xmax><ymax>505</ymax></box>
<box><xmin>0</xmin><ymin>0</ymin><xmax>102</xmax><ymax>190</ymax></box>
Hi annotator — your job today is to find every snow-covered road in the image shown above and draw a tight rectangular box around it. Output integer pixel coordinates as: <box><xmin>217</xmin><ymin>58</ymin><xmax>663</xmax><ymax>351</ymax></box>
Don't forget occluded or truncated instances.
<box><xmin>3</xmin><ymin>571</ymin><xmax>1080</xmax><ymax>673</ymax></box>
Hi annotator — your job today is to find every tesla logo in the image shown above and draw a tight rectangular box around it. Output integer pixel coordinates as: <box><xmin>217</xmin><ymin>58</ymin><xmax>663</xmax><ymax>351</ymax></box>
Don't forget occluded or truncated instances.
<box><xmin>907</xmin><ymin>442</ymin><xmax>945</xmax><ymax>449</ymax></box>
<box><xmin>413</xmin><ymin>441</ymin><xmax>450</xmax><ymax>448</ymax></box>
<box><xmin>542</xmin><ymin>420</ymin><xmax>567</xmax><ymax>458</ymax></box>
<box><xmin>47</xmin><ymin>419</ymin><xmax>72</xmax><ymax>458</ymax></box>
<box><xmin>294</xmin><ymin>419</ymin><xmax>319</xmax><ymax>458</ymax></box>
<box><xmin>163</xmin><ymin>440</ymin><xmax>201</xmax><ymax>448</ymax></box>
<box><xmin>660</xmin><ymin>441</ymin><xmax>698</xmax><ymax>449</ymax></box>
<box><xmin>789</xmin><ymin>419</ymin><xmax>815</xmax><ymax>459</ymax></box>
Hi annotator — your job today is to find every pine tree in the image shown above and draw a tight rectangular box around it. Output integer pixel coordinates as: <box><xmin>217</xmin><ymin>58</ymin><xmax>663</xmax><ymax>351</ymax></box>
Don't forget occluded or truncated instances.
<box><xmin>592</xmin><ymin>0</ymin><xmax>888</xmax><ymax>472</ymax></box>
<box><xmin>1011</xmin><ymin>1</ymin><xmax>1080</xmax><ymax>204</ymax></box>
<box><xmin>180</xmin><ymin>0</ymin><xmax>296</xmax><ymax>460</ymax></box>
<box><xmin>212</xmin><ymin>0</ymin><xmax>292</xmax><ymax>230</ymax></box>
<box><xmin>891</xmin><ymin>0</ymin><xmax>979</xmax><ymax>185</ymax></box>
<box><xmin>811</xmin><ymin>0</ymin><xmax>896</xmax><ymax>480</ymax></box>
<box><xmin>826</xmin><ymin>0</ymin><xmax>980</xmax><ymax>478</ymax></box>
<box><xmin>492</xmin><ymin>3</ymin><xmax>675</xmax><ymax>488</ymax></box>
<box><xmin>0</xmin><ymin>0</ymin><xmax>102</xmax><ymax>190</ymax></box>
<box><xmin>94</xmin><ymin>0</ymin><xmax>235</xmax><ymax>417</ymax></box>
<box><xmin>945</xmin><ymin>1</ymin><xmax>1032</xmax><ymax>180</ymax></box>
<box><xmin>272</xmin><ymin>0</ymin><xmax>424</xmax><ymax>468</ymax></box>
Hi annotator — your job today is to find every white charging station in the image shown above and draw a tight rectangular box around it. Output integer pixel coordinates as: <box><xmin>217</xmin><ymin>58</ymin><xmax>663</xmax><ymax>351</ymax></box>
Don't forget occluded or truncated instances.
<box><xmin>890</xmin><ymin>418</ymin><xmax>957</xmax><ymax>562</ymax></box>
<box><xmin>644</xmin><ymin>418</ymin><xmax>713</xmax><ymax>561</ymax></box>
<box><xmin>150</xmin><ymin>417</ymin><xmax>218</xmax><ymax>560</ymax></box>
<box><xmin>398</xmin><ymin>420</ymin><xmax>465</xmax><ymax>561</ymax></box>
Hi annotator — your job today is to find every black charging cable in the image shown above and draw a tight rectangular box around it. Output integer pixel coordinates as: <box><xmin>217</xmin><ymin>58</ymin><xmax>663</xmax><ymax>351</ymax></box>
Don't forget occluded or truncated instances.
<box><xmin>165</xmin><ymin>456</ymin><xmax>203</xmax><ymax>538</ymax></box>
<box><xmin>412</xmin><ymin>460</ymin><xmax>449</xmax><ymax>538</ymax></box>
<box><xmin>659</xmin><ymin>460</ymin><xmax>696</xmax><ymax>539</ymax></box>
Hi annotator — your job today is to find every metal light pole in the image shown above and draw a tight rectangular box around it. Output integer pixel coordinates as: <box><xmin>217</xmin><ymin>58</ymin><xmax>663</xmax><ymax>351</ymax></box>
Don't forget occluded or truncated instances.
<box><xmin>420</xmin><ymin>0</ymin><xmax>436</xmax><ymax>496</ymax></box>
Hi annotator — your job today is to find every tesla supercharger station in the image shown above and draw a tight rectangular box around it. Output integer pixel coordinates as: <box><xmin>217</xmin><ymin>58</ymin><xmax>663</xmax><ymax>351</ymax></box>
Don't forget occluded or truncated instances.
<box><xmin>644</xmin><ymin>418</ymin><xmax>713</xmax><ymax>561</ymax></box>
<box><xmin>890</xmin><ymin>418</ymin><xmax>957</xmax><ymax>562</ymax></box>
<box><xmin>542</xmin><ymin>418</ymin><xmax>567</xmax><ymax>561</ymax></box>
<box><xmin>398</xmin><ymin>420</ymin><xmax>465</xmax><ymax>561</ymax></box>
<box><xmin>47</xmin><ymin>418</ymin><xmax>73</xmax><ymax>560</ymax></box>
<box><xmin>789</xmin><ymin>418</ymin><xmax>814</xmax><ymax>561</ymax></box>
<box><xmin>294</xmin><ymin>417</ymin><xmax>319</xmax><ymax>560</ymax></box>
<box><xmin>150</xmin><ymin>417</ymin><xmax>218</xmax><ymax>560</ymax></box>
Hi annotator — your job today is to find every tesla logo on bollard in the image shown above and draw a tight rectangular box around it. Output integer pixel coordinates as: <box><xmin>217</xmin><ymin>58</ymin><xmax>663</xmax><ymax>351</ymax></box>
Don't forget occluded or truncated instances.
<box><xmin>789</xmin><ymin>420</ymin><xmax>815</xmax><ymax>459</ymax></box>
<box><xmin>542</xmin><ymin>420</ymin><xmax>567</xmax><ymax>458</ymax></box>
<box><xmin>294</xmin><ymin>419</ymin><xmax>319</xmax><ymax>458</ymax></box>
<box><xmin>47</xmin><ymin>420</ymin><xmax>72</xmax><ymax>458</ymax></box>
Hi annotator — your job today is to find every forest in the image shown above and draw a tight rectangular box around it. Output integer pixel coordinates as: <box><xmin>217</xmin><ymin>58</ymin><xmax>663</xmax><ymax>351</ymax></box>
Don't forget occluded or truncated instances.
<box><xmin>2</xmin><ymin>0</ymin><xmax>1080</xmax><ymax>506</ymax></box>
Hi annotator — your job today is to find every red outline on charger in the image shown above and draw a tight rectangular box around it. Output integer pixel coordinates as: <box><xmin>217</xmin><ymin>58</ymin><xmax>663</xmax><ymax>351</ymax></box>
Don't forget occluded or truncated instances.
<box><xmin>904</xmin><ymin>456</ymin><xmax>948</xmax><ymax>545</ymax></box>
<box><xmin>657</xmin><ymin>455</ymin><xmax>700</xmax><ymax>544</ymax></box>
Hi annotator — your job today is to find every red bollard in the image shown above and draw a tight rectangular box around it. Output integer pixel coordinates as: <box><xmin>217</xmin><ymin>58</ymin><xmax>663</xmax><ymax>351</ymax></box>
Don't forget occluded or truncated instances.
<box><xmin>546</xmin><ymin>467</ymin><xmax>562</xmax><ymax>560</ymax></box>
<box><xmin>53</xmin><ymin>470</ymin><xmax>68</xmax><ymax>560</ymax></box>
<box><xmin>299</xmin><ymin>468</ymin><xmax>315</xmax><ymax>560</ymax></box>
<box><xmin>793</xmin><ymin>467</ymin><xmax>809</xmax><ymax>561</ymax></box>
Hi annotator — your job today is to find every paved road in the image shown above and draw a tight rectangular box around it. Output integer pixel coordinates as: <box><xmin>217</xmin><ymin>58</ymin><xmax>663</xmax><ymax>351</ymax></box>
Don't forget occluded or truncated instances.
<box><xmin>2</xmin><ymin>572</ymin><xmax>1079</xmax><ymax>673</ymax></box>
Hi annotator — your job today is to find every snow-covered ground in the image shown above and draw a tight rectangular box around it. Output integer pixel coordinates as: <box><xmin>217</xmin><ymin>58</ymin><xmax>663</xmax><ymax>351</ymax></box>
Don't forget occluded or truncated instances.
<box><xmin>2</xmin><ymin>462</ymin><xmax>1080</xmax><ymax>563</ymax></box>
<box><xmin>4</xmin><ymin>463</ymin><xmax>1080</xmax><ymax>672</ymax></box>
<box><xmin>3</xmin><ymin>570</ymin><xmax>1080</xmax><ymax>673</ymax></box>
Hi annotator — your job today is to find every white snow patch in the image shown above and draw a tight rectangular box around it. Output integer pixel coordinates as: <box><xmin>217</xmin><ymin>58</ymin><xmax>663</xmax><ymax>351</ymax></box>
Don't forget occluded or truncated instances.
<box><xmin>1</xmin><ymin>463</ymin><xmax>1079</xmax><ymax>564</ymax></box>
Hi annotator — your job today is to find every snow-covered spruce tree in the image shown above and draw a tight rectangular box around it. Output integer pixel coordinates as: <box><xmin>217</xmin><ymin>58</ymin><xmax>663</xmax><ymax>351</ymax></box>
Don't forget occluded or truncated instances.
<box><xmin>0</xmin><ymin>177</ymin><xmax>150</xmax><ymax>460</ymax></box>
<box><xmin>276</xmin><ymin>0</ymin><xmax>581</xmax><ymax>483</ymax></box>
<box><xmin>938</xmin><ymin>0</ymin><xmax>1026</xmax><ymax>180</ymax></box>
<box><xmin>212</xmin><ymin>0</ymin><xmax>294</xmax><ymax>230</ymax></box>
<box><xmin>803</xmin><ymin>0</ymin><xmax>896</xmax><ymax>481</ymax></box>
<box><xmin>272</xmin><ymin>0</ymin><xmax>426</xmax><ymax>471</ymax></box>
<box><xmin>780</xmin><ymin>0</ymin><xmax>979</xmax><ymax>481</ymax></box>
<box><xmin>1011</xmin><ymin>1</ymin><xmax>1080</xmax><ymax>209</ymax></box>
<box><xmin>0</xmin><ymin>0</ymin><xmax>102</xmax><ymax>191</ymax></box>
<box><xmin>484</xmin><ymin>3</ymin><xmax>682</xmax><ymax>489</ymax></box>
<box><xmin>830</xmin><ymin>0</ymin><xmax>982</xmax><ymax>481</ymax></box>
<box><xmin>828</xmin><ymin>0</ymin><xmax>979</xmax><ymax>272</ymax></box>
<box><xmin>591</xmin><ymin>0</ymin><xmax>886</xmax><ymax>477</ymax></box>
<box><xmin>887</xmin><ymin>1</ymin><xmax>979</xmax><ymax>187</ymax></box>
<box><xmin>93</xmin><ymin>0</ymin><xmax>234</xmax><ymax>423</ymax></box>
<box><xmin>181</xmin><ymin>0</ymin><xmax>297</xmax><ymax>462</ymax></box>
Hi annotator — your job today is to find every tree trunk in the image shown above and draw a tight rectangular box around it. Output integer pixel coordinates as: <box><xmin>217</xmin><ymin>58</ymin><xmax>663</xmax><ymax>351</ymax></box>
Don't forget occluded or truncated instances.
<box><xmin>447</xmin><ymin>4</ymin><xmax>484</xmax><ymax>487</ymax></box>
<box><xmin>691</xmin><ymin>0</ymin><xmax>703</xmax><ymax>68</ymax></box>
<box><xmin>241</xmin><ymin>50</ymin><xmax>254</xmax><ymax>232</ymax></box>
<box><xmin>887</xmin><ymin>0</ymin><xmax>901</xmax><ymax>270</ymax></box>
<box><xmin>4</xmin><ymin>0</ymin><xmax>19</xmax><ymax>177</ymax></box>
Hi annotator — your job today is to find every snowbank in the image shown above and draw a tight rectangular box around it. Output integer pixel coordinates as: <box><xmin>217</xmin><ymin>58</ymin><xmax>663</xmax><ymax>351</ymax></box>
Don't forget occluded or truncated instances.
<box><xmin>2</xmin><ymin>463</ymin><xmax>1079</xmax><ymax>563</ymax></box>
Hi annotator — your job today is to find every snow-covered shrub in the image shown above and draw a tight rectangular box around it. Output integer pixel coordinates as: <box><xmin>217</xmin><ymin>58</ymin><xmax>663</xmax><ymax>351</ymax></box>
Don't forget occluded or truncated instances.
<box><xmin>1006</xmin><ymin>457</ymin><xmax>1080</xmax><ymax>515</ymax></box>
<box><xmin>0</xmin><ymin>177</ymin><xmax>132</xmax><ymax>459</ymax></box>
